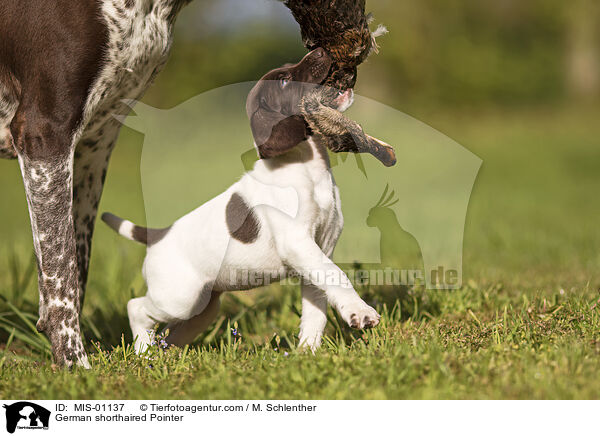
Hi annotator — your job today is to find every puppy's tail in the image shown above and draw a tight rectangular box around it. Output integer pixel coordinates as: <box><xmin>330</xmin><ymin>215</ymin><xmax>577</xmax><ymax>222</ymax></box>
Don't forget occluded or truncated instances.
<box><xmin>101</xmin><ymin>212</ymin><xmax>160</xmax><ymax>245</ymax></box>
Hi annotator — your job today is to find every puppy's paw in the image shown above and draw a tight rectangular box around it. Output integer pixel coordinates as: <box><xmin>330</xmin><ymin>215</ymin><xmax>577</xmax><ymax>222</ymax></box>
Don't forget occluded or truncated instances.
<box><xmin>298</xmin><ymin>334</ymin><xmax>322</xmax><ymax>353</ymax></box>
<box><xmin>341</xmin><ymin>302</ymin><xmax>381</xmax><ymax>329</ymax></box>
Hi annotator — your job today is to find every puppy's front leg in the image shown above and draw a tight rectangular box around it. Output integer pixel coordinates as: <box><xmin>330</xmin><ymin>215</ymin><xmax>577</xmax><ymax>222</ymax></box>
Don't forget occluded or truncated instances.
<box><xmin>283</xmin><ymin>238</ymin><xmax>380</xmax><ymax>331</ymax></box>
<box><xmin>299</xmin><ymin>285</ymin><xmax>328</xmax><ymax>350</ymax></box>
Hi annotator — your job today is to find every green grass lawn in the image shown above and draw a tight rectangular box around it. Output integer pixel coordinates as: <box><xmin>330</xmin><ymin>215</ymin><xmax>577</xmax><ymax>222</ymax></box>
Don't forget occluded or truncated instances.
<box><xmin>0</xmin><ymin>104</ymin><xmax>599</xmax><ymax>399</ymax></box>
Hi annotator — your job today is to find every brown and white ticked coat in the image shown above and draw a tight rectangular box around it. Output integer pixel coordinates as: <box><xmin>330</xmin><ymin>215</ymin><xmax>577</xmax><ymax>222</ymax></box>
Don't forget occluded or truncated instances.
<box><xmin>0</xmin><ymin>0</ymin><xmax>192</xmax><ymax>367</ymax></box>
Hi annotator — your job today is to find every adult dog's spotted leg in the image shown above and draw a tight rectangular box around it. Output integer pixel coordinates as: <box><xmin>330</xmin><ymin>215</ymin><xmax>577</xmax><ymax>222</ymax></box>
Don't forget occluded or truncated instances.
<box><xmin>0</xmin><ymin>79</ymin><xmax>18</xmax><ymax>159</ymax></box>
<box><xmin>73</xmin><ymin>122</ymin><xmax>120</xmax><ymax>307</ymax></box>
<box><xmin>11</xmin><ymin>106</ymin><xmax>89</xmax><ymax>368</ymax></box>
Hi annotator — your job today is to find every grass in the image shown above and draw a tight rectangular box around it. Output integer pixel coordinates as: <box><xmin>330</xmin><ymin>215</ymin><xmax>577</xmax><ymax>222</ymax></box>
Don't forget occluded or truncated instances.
<box><xmin>0</xmin><ymin>103</ymin><xmax>599</xmax><ymax>399</ymax></box>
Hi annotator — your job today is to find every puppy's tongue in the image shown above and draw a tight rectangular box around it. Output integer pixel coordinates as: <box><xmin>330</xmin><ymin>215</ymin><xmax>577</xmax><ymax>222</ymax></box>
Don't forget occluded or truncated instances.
<box><xmin>333</xmin><ymin>89</ymin><xmax>352</xmax><ymax>106</ymax></box>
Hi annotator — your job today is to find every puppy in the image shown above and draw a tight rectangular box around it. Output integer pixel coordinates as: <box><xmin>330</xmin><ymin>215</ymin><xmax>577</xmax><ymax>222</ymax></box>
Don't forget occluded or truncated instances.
<box><xmin>102</xmin><ymin>48</ymin><xmax>381</xmax><ymax>353</ymax></box>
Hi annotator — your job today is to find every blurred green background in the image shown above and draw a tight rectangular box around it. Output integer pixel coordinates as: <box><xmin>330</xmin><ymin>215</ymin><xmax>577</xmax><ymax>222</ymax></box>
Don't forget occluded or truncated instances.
<box><xmin>149</xmin><ymin>0</ymin><xmax>600</xmax><ymax>109</ymax></box>
<box><xmin>146</xmin><ymin>0</ymin><xmax>600</xmax><ymax>288</ymax></box>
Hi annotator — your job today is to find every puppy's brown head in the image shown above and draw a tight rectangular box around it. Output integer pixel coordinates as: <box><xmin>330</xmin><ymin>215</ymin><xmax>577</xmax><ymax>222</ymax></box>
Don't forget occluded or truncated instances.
<box><xmin>246</xmin><ymin>48</ymin><xmax>332</xmax><ymax>159</ymax></box>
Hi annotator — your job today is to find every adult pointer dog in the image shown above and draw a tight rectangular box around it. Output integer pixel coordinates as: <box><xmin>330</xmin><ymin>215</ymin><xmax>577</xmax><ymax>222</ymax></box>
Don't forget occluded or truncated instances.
<box><xmin>0</xmin><ymin>0</ymin><xmax>194</xmax><ymax>367</ymax></box>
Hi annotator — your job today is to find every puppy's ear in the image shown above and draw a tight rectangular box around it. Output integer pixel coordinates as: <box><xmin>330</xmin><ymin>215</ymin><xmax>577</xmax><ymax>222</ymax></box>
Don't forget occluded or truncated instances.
<box><xmin>249</xmin><ymin>108</ymin><xmax>308</xmax><ymax>159</ymax></box>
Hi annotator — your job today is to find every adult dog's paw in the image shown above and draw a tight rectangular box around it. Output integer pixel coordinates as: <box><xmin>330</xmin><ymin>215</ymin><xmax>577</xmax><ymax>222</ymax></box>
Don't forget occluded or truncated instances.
<box><xmin>341</xmin><ymin>302</ymin><xmax>381</xmax><ymax>329</ymax></box>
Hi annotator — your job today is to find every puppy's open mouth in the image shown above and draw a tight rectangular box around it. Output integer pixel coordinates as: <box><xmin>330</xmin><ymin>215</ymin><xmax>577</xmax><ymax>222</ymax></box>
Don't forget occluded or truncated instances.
<box><xmin>332</xmin><ymin>89</ymin><xmax>354</xmax><ymax>112</ymax></box>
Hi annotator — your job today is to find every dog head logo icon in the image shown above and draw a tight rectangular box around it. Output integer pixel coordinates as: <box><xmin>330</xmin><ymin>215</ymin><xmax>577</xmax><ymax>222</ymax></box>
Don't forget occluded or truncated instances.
<box><xmin>3</xmin><ymin>402</ymin><xmax>50</xmax><ymax>433</ymax></box>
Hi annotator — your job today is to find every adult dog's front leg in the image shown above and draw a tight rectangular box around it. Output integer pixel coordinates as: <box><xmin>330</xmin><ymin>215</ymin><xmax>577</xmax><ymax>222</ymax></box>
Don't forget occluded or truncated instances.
<box><xmin>283</xmin><ymin>238</ymin><xmax>380</xmax><ymax>331</ymax></box>
<box><xmin>12</xmin><ymin>108</ymin><xmax>89</xmax><ymax>368</ymax></box>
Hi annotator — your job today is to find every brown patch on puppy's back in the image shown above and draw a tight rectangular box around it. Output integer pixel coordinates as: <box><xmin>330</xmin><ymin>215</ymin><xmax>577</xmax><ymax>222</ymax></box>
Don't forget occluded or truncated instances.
<box><xmin>226</xmin><ymin>193</ymin><xmax>260</xmax><ymax>244</ymax></box>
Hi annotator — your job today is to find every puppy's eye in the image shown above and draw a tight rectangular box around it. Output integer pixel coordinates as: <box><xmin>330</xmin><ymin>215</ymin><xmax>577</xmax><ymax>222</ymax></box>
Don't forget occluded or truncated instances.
<box><xmin>279</xmin><ymin>77</ymin><xmax>290</xmax><ymax>88</ymax></box>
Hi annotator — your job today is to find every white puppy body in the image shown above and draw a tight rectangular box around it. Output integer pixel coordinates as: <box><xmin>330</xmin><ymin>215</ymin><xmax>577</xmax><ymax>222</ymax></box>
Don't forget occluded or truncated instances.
<box><xmin>105</xmin><ymin>136</ymin><xmax>380</xmax><ymax>353</ymax></box>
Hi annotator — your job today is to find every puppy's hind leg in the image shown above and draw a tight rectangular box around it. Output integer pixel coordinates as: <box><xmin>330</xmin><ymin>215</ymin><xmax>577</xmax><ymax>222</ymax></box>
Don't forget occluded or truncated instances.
<box><xmin>128</xmin><ymin>297</ymin><xmax>163</xmax><ymax>354</ymax></box>
<box><xmin>166</xmin><ymin>292</ymin><xmax>222</xmax><ymax>347</ymax></box>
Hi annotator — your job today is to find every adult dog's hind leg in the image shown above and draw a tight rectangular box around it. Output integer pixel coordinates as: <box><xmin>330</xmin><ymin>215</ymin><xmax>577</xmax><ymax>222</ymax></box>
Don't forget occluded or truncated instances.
<box><xmin>73</xmin><ymin>122</ymin><xmax>120</xmax><ymax>307</ymax></box>
<box><xmin>0</xmin><ymin>78</ymin><xmax>18</xmax><ymax>159</ymax></box>
<box><xmin>12</xmin><ymin>106</ymin><xmax>89</xmax><ymax>368</ymax></box>
<box><xmin>0</xmin><ymin>128</ymin><xmax>16</xmax><ymax>159</ymax></box>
